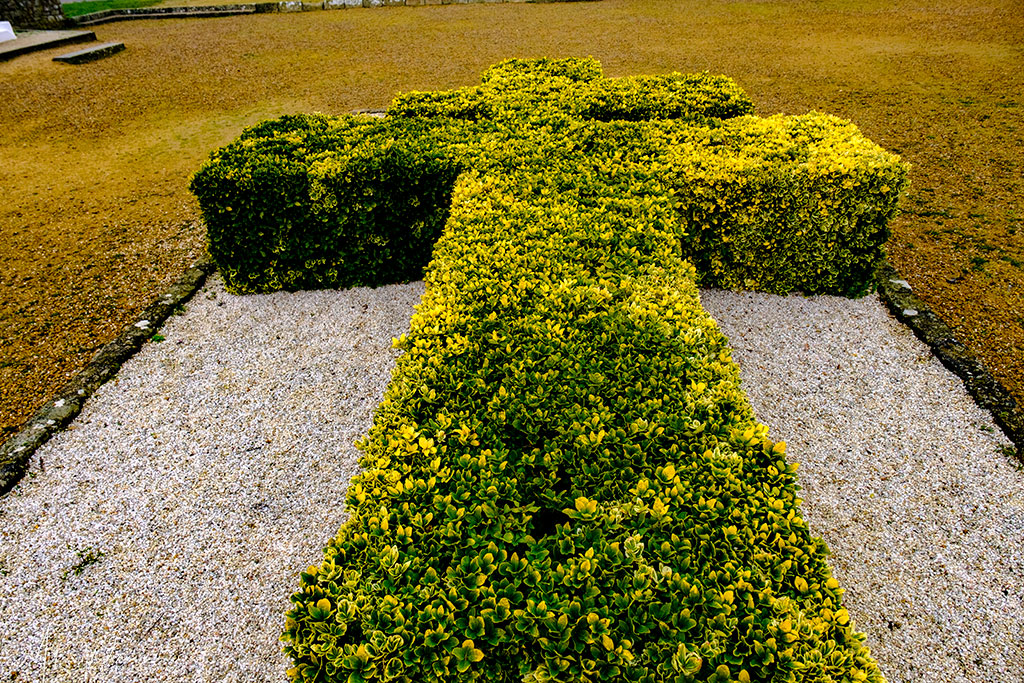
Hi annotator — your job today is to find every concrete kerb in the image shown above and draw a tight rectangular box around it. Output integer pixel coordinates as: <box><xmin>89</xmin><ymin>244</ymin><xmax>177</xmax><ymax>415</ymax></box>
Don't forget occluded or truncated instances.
<box><xmin>0</xmin><ymin>259</ymin><xmax>215</xmax><ymax>496</ymax></box>
<box><xmin>0</xmin><ymin>29</ymin><xmax>95</xmax><ymax>61</ymax></box>
<box><xmin>72</xmin><ymin>5</ymin><xmax>257</xmax><ymax>26</ymax></box>
<box><xmin>53</xmin><ymin>40</ymin><xmax>125</xmax><ymax>63</ymax></box>
<box><xmin>875</xmin><ymin>257</ymin><xmax>1024</xmax><ymax>461</ymax></box>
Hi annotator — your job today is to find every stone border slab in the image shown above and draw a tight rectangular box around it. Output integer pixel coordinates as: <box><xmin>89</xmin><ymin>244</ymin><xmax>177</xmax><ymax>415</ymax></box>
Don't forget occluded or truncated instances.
<box><xmin>876</xmin><ymin>257</ymin><xmax>1024</xmax><ymax>460</ymax></box>
<box><xmin>0</xmin><ymin>259</ymin><xmax>214</xmax><ymax>496</ymax></box>
<box><xmin>71</xmin><ymin>0</ymin><xmax>598</xmax><ymax>27</ymax></box>
<box><xmin>53</xmin><ymin>40</ymin><xmax>125</xmax><ymax>63</ymax></box>
<box><xmin>73</xmin><ymin>5</ymin><xmax>256</xmax><ymax>26</ymax></box>
<box><xmin>0</xmin><ymin>29</ymin><xmax>95</xmax><ymax>62</ymax></box>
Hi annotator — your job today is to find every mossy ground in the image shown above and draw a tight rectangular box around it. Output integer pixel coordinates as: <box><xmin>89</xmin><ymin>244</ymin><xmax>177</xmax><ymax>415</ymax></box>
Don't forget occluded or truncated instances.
<box><xmin>1</xmin><ymin>0</ymin><xmax>1021</xmax><ymax>439</ymax></box>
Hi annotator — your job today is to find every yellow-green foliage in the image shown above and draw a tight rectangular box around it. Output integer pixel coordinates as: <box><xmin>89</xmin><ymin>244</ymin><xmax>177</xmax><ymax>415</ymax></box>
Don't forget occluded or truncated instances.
<box><xmin>191</xmin><ymin>58</ymin><xmax>902</xmax><ymax>682</ymax></box>
<box><xmin>389</xmin><ymin>58</ymin><xmax>754</xmax><ymax>124</ymax></box>
<box><xmin>193</xmin><ymin>58</ymin><xmax>905</xmax><ymax>297</ymax></box>
<box><xmin>191</xmin><ymin>116</ymin><xmax>462</xmax><ymax>293</ymax></box>
<box><xmin>644</xmin><ymin>114</ymin><xmax>906</xmax><ymax>294</ymax></box>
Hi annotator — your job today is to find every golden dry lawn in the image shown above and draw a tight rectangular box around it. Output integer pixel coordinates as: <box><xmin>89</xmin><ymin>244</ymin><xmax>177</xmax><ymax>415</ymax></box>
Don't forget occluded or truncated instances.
<box><xmin>1</xmin><ymin>0</ymin><xmax>1021</xmax><ymax>439</ymax></box>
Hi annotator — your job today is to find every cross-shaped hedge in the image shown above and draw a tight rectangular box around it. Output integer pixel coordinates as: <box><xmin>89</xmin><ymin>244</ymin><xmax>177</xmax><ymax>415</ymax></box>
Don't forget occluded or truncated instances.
<box><xmin>192</xmin><ymin>58</ymin><xmax>905</xmax><ymax>683</ymax></box>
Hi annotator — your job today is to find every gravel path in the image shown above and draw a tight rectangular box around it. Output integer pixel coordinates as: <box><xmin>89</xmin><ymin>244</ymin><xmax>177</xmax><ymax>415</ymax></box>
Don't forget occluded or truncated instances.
<box><xmin>701</xmin><ymin>290</ymin><xmax>1023</xmax><ymax>683</ymax></box>
<box><xmin>1</xmin><ymin>277</ymin><xmax>1021</xmax><ymax>682</ymax></box>
<box><xmin>0</xmin><ymin>276</ymin><xmax>424</xmax><ymax>682</ymax></box>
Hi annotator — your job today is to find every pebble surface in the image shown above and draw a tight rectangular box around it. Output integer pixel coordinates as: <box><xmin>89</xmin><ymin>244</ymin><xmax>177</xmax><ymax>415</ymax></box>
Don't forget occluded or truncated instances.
<box><xmin>701</xmin><ymin>289</ymin><xmax>1023</xmax><ymax>683</ymax></box>
<box><xmin>0</xmin><ymin>276</ymin><xmax>424</xmax><ymax>682</ymax></box>
<box><xmin>1</xmin><ymin>278</ymin><xmax>1021</xmax><ymax>682</ymax></box>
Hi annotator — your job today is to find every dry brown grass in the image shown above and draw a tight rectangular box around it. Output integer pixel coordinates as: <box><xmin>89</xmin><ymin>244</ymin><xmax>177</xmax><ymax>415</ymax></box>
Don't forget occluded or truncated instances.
<box><xmin>1</xmin><ymin>0</ymin><xmax>1022</xmax><ymax>439</ymax></box>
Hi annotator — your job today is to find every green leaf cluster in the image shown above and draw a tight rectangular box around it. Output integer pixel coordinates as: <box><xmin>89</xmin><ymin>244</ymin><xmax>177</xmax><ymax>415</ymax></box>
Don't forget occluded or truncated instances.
<box><xmin>388</xmin><ymin>58</ymin><xmax>753</xmax><ymax>124</ymax></box>
<box><xmin>191</xmin><ymin>116</ymin><xmax>460</xmax><ymax>293</ymax></box>
<box><xmin>192</xmin><ymin>58</ymin><xmax>905</xmax><ymax>297</ymax></box>
<box><xmin>190</xmin><ymin>58</ymin><xmax>899</xmax><ymax>682</ymax></box>
<box><xmin>644</xmin><ymin>114</ymin><xmax>908</xmax><ymax>296</ymax></box>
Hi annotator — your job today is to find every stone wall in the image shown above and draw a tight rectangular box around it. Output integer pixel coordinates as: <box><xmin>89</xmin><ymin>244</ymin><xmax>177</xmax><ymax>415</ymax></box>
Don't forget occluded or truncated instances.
<box><xmin>1</xmin><ymin>0</ymin><xmax>66</xmax><ymax>30</ymax></box>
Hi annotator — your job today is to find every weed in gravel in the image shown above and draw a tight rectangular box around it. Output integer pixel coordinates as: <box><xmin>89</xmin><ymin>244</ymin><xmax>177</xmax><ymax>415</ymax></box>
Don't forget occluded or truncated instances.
<box><xmin>63</xmin><ymin>546</ymin><xmax>105</xmax><ymax>580</ymax></box>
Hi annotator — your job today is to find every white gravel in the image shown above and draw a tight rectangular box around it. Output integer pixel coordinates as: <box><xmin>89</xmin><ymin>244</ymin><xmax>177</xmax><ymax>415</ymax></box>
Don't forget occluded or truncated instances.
<box><xmin>0</xmin><ymin>275</ymin><xmax>424</xmax><ymax>682</ymax></box>
<box><xmin>0</xmin><ymin>277</ymin><xmax>1020</xmax><ymax>683</ymax></box>
<box><xmin>701</xmin><ymin>289</ymin><xmax>1023</xmax><ymax>683</ymax></box>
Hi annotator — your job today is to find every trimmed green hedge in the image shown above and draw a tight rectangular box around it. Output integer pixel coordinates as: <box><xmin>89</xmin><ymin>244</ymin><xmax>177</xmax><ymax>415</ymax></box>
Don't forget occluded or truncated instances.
<box><xmin>389</xmin><ymin>59</ymin><xmax>755</xmax><ymax>124</ymax></box>
<box><xmin>627</xmin><ymin>114</ymin><xmax>906</xmax><ymax>296</ymax></box>
<box><xmin>191</xmin><ymin>117</ymin><xmax>462</xmax><ymax>292</ymax></box>
<box><xmin>193</xmin><ymin>60</ymin><xmax>904</xmax><ymax>297</ymax></box>
<box><xmin>191</xmin><ymin>58</ymin><xmax>904</xmax><ymax>682</ymax></box>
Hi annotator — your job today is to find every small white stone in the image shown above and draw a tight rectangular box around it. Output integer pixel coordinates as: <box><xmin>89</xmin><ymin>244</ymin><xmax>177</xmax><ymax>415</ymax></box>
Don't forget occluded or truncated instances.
<box><xmin>134</xmin><ymin>320</ymin><xmax>151</xmax><ymax>329</ymax></box>
<box><xmin>903</xmin><ymin>309</ymin><xmax>919</xmax><ymax>317</ymax></box>
<box><xmin>77</xmin><ymin>389</ymin><xmax>85</xmax><ymax>396</ymax></box>
<box><xmin>54</xmin><ymin>400</ymin><xmax>65</xmax><ymax>408</ymax></box>
<box><xmin>0</xmin><ymin>274</ymin><xmax>422</xmax><ymax>681</ymax></box>
<box><xmin>46</xmin><ymin>420</ymin><xmax>55</xmax><ymax>426</ymax></box>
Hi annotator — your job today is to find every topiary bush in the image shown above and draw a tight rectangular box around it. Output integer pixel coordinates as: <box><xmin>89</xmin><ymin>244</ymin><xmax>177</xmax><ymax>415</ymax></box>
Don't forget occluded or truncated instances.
<box><xmin>191</xmin><ymin>116</ymin><xmax>462</xmax><ymax>293</ymax></box>
<box><xmin>191</xmin><ymin>58</ymin><xmax>906</xmax><ymax>682</ymax></box>
<box><xmin>193</xmin><ymin>60</ymin><xmax>904</xmax><ymax>297</ymax></box>
<box><xmin>649</xmin><ymin>114</ymin><xmax>906</xmax><ymax>296</ymax></box>
<box><xmin>389</xmin><ymin>59</ymin><xmax>754</xmax><ymax>125</ymax></box>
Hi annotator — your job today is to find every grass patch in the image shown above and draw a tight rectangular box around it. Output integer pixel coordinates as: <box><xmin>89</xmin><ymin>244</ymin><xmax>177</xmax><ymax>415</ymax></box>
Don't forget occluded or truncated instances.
<box><xmin>62</xmin><ymin>0</ymin><xmax>163</xmax><ymax>18</ymax></box>
<box><xmin>2</xmin><ymin>0</ymin><xmax>1023</xmax><ymax>462</ymax></box>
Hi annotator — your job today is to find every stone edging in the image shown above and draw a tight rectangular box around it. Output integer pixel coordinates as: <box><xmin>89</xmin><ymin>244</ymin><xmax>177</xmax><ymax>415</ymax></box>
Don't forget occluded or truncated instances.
<box><xmin>2</xmin><ymin>253</ymin><xmax>1018</xmax><ymax>495</ymax></box>
<box><xmin>53</xmin><ymin>40</ymin><xmax>126</xmax><ymax>63</ymax></box>
<box><xmin>0</xmin><ymin>259</ymin><xmax>215</xmax><ymax>496</ymax></box>
<box><xmin>72</xmin><ymin>5</ymin><xmax>256</xmax><ymax>26</ymax></box>
<box><xmin>71</xmin><ymin>0</ymin><xmax>597</xmax><ymax>27</ymax></box>
<box><xmin>876</xmin><ymin>257</ymin><xmax>1024</xmax><ymax>461</ymax></box>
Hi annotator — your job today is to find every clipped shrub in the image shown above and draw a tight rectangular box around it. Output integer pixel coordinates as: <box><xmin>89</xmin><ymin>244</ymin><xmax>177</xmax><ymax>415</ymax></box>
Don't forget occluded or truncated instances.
<box><xmin>281</xmin><ymin>152</ymin><xmax>885</xmax><ymax>683</ymax></box>
<box><xmin>197</xmin><ymin>58</ymin><xmax>904</xmax><ymax>297</ymax></box>
<box><xmin>388</xmin><ymin>88</ymin><xmax>493</xmax><ymax>122</ymax></box>
<box><xmin>389</xmin><ymin>58</ymin><xmax>752</xmax><ymax>126</ymax></box>
<box><xmin>191</xmin><ymin>116</ymin><xmax>462</xmax><ymax>293</ymax></box>
<box><xmin>649</xmin><ymin>114</ymin><xmax>906</xmax><ymax>296</ymax></box>
<box><xmin>579</xmin><ymin>73</ymin><xmax>755</xmax><ymax>122</ymax></box>
<box><xmin>190</xmin><ymin>58</ymin><xmax>905</xmax><ymax>682</ymax></box>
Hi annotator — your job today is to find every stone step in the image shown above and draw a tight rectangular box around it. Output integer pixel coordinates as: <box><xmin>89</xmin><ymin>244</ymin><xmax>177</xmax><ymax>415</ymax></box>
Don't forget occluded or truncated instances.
<box><xmin>0</xmin><ymin>30</ymin><xmax>96</xmax><ymax>62</ymax></box>
<box><xmin>53</xmin><ymin>41</ymin><xmax>126</xmax><ymax>65</ymax></box>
